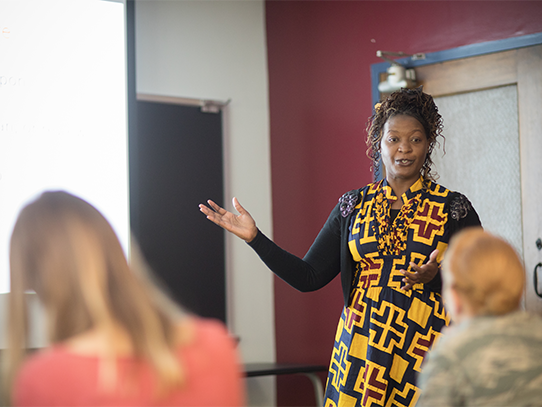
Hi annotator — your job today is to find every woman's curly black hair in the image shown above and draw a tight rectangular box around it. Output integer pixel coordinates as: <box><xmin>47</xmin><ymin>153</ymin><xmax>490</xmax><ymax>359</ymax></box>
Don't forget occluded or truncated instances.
<box><xmin>366</xmin><ymin>86</ymin><xmax>444</xmax><ymax>182</ymax></box>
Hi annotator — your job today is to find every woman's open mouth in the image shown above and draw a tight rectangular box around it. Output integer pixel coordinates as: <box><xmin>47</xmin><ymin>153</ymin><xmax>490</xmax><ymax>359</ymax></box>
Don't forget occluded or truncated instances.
<box><xmin>396</xmin><ymin>159</ymin><xmax>414</xmax><ymax>165</ymax></box>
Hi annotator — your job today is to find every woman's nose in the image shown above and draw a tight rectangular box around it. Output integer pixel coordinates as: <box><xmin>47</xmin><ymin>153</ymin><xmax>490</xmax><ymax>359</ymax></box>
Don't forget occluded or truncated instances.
<box><xmin>398</xmin><ymin>141</ymin><xmax>412</xmax><ymax>153</ymax></box>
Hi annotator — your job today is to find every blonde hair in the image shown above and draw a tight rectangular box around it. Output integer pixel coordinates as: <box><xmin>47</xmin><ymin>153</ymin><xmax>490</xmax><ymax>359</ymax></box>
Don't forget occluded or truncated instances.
<box><xmin>5</xmin><ymin>191</ymin><xmax>186</xmax><ymax>400</ymax></box>
<box><xmin>442</xmin><ymin>228</ymin><xmax>525</xmax><ymax>316</ymax></box>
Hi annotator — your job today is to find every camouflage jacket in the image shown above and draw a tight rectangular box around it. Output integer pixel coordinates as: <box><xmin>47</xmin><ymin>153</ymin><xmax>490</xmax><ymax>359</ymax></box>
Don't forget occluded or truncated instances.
<box><xmin>417</xmin><ymin>311</ymin><xmax>542</xmax><ymax>407</ymax></box>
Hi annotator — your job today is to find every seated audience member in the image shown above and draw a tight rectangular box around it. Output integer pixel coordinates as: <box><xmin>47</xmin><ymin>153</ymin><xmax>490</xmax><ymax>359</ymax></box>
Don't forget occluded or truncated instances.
<box><xmin>5</xmin><ymin>191</ymin><xmax>245</xmax><ymax>406</ymax></box>
<box><xmin>417</xmin><ymin>228</ymin><xmax>542</xmax><ymax>407</ymax></box>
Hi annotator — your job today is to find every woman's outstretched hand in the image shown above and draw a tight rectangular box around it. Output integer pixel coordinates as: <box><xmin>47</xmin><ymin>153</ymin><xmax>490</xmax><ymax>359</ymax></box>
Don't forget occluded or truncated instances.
<box><xmin>199</xmin><ymin>197</ymin><xmax>258</xmax><ymax>243</ymax></box>
<box><xmin>399</xmin><ymin>249</ymin><xmax>439</xmax><ymax>291</ymax></box>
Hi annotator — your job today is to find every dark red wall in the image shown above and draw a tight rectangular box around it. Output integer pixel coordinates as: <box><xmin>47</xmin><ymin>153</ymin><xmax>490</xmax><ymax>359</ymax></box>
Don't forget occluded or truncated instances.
<box><xmin>265</xmin><ymin>1</ymin><xmax>542</xmax><ymax>405</ymax></box>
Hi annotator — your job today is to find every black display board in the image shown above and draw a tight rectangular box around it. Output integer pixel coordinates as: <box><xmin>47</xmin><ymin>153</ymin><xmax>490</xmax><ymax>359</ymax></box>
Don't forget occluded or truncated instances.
<box><xmin>130</xmin><ymin>100</ymin><xmax>225</xmax><ymax>322</ymax></box>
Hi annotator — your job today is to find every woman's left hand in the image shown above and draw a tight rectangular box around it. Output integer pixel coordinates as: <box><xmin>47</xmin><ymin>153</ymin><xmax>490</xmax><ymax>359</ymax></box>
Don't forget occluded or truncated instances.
<box><xmin>400</xmin><ymin>249</ymin><xmax>439</xmax><ymax>291</ymax></box>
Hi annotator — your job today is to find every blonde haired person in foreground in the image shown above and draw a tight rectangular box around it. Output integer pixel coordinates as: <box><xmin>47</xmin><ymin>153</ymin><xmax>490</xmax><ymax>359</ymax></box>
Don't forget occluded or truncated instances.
<box><xmin>5</xmin><ymin>191</ymin><xmax>245</xmax><ymax>406</ymax></box>
<box><xmin>417</xmin><ymin>228</ymin><xmax>542</xmax><ymax>407</ymax></box>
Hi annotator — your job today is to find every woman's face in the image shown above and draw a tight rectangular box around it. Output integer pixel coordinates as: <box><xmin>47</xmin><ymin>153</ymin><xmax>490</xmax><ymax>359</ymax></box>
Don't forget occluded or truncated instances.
<box><xmin>380</xmin><ymin>114</ymin><xmax>429</xmax><ymax>186</ymax></box>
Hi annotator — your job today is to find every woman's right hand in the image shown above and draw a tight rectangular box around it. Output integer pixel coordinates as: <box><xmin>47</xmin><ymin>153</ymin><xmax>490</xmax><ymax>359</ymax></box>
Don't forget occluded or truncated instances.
<box><xmin>199</xmin><ymin>197</ymin><xmax>258</xmax><ymax>243</ymax></box>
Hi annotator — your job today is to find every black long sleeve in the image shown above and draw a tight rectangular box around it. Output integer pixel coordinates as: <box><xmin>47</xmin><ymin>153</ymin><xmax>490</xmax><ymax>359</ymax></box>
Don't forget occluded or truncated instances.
<box><xmin>247</xmin><ymin>202</ymin><xmax>343</xmax><ymax>292</ymax></box>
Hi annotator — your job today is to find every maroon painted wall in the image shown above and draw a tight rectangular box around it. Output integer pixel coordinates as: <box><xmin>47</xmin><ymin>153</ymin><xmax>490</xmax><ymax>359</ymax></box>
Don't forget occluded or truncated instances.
<box><xmin>265</xmin><ymin>1</ymin><xmax>542</xmax><ymax>405</ymax></box>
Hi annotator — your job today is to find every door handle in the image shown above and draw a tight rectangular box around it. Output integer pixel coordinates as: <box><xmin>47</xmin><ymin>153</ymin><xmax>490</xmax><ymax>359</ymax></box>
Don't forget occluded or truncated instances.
<box><xmin>534</xmin><ymin>263</ymin><xmax>542</xmax><ymax>298</ymax></box>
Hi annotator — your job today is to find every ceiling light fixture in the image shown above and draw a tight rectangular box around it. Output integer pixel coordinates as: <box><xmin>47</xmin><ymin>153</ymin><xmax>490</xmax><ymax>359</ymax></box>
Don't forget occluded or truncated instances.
<box><xmin>376</xmin><ymin>51</ymin><xmax>425</xmax><ymax>93</ymax></box>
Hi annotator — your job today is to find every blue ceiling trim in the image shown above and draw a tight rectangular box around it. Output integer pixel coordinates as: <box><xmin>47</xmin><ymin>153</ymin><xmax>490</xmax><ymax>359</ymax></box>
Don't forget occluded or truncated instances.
<box><xmin>370</xmin><ymin>31</ymin><xmax>542</xmax><ymax>108</ymax></box>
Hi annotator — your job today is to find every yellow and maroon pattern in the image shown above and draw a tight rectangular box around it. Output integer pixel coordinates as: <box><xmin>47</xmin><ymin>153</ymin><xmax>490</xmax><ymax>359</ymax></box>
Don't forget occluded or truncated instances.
<box><xmin>324</xmin><ymin>177</ymin><xmax>451</xmax><ymax>407</ymax></box>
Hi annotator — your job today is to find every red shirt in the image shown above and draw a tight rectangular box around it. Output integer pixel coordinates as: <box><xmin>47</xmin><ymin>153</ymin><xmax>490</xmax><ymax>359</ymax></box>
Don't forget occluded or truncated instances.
<box><xmin>13</xmin><ymin>318</ymin><xmax>245</xmax><ymax>406</ymax></box>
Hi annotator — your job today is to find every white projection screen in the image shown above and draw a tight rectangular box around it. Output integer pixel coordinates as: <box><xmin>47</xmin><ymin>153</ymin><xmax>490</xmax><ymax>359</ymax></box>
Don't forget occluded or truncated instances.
<box><xmin>0</xmin><ymin>0</ymin><xmax>129</xmax><ymax>293</ymax></box>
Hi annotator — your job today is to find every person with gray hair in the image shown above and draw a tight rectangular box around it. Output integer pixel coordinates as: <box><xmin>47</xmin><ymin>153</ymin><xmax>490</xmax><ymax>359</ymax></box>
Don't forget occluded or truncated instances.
<box><xmin>417</xmin><ymin>228</ymin><xmax>542</xmax><ymax>406</ymax></box>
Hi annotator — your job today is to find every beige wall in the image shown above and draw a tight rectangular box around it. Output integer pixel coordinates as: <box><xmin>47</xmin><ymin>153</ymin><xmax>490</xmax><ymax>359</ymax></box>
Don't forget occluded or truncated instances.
<box><xmin>135</xmin><ymin>1</ymin><xmax>276</xmax><ymax>405</ymax></box>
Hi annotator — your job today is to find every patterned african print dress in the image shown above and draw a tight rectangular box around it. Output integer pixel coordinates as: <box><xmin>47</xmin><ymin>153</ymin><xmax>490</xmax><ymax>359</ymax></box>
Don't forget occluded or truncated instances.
<box><xmin>324</xmin><ymin>177</ymin><xmax>469</xmax><ymax>407</ymax></box>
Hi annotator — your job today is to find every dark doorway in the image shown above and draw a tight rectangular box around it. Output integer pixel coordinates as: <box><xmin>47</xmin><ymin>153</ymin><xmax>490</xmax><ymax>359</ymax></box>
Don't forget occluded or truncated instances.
<box><xmin>131</xmin><ymin>100</ymin><xmax>225</xmax><ymax>322</ymax></box>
